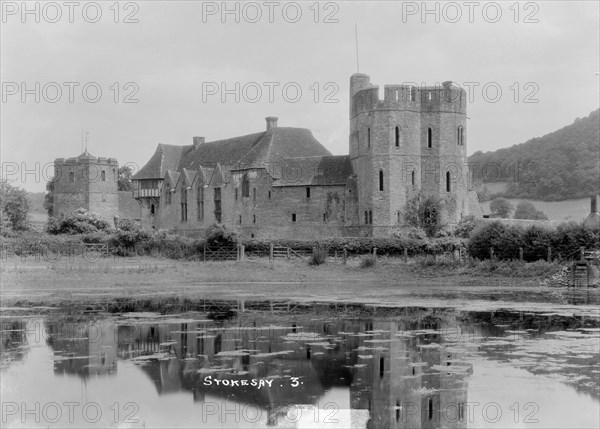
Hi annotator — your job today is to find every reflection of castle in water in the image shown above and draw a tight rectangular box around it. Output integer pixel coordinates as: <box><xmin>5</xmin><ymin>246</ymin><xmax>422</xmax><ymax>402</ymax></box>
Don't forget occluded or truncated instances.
<box><xmin>112</xmin><ymin>314</ymin><xmax>472</xmax><ymax>428</ymax></box>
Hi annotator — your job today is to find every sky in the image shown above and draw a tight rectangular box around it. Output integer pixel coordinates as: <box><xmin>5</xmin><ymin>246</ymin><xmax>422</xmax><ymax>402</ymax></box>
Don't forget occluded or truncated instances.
<box><xmin>1</xmin><ymin>0</ymin><xmax>599</xmax><ymax>192</ymax></box>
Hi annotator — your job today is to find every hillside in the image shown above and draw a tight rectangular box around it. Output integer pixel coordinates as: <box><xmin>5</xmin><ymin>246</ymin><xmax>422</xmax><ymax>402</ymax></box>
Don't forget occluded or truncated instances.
<box><xmin>469</xmin><ymin>109</ymin><xmax>600</xmax><ymax>201</ymax></box>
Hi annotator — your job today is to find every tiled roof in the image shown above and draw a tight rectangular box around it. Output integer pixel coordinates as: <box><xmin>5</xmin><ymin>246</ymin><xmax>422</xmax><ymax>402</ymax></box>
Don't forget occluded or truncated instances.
<box><xmin>273</xmin><ymin>155</ymin><xmax>354</xmax><ymax>187</ymax></box>
<box><xmin>134</xmin><ymin>127</ymin><xmax>335</xmax><ymax>183</ymax></box>
<box><xmin>132</xmin><ymin>144</ymin><xmax>185</xmax><ymax>180</ymax></box>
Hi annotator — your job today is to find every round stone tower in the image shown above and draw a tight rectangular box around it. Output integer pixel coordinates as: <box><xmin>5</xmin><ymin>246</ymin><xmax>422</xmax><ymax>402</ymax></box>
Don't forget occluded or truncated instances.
<box><xmin>53</xmin><ymin>151</ymin><xmax>119</xmax><ymax>220</ymax></box>
<box><xmin>349</xmin><ymin>73</ymin><xmax>469</xmax><ymax>236</ymax></box>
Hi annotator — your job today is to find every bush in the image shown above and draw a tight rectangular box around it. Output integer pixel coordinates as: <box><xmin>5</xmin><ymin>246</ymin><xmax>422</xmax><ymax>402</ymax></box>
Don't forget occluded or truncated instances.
<box><xmin>360</xmin><ymin>254</ymin><xmax>377</xmax><ymax>268</ymax></box>
<box><xmin>47</xmin><ymin>209</ymin><xmax>113</xmax><ymax>235</ymax></box>
<box><xmin>308</xmin><ymin>247</ymin><xmax>327</xmax><ymax>266</ymax></box>
<box><xmin>454</xmin><ymin>215</ymin><xmax>479</xmax><ymax>239</ymax></box>
<box><xmin>206</xmin><ymin>223</ymin><xmax>238</xmax><ymax>247</ymax></box>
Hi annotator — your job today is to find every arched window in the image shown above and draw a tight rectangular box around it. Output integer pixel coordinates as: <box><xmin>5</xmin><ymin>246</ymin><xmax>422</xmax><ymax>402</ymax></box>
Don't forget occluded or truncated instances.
<box><xmin>367</xmin><ymin>127</ymin><xmax>371</xmax><ymax>148</ymax></box>
<box><xmin>69</xmin><ymin>171</ymin><xmax>74</xmax><ymax>182</ymax></box>
<box><xmin>369</xmin><ymin>210</ymin><xmax>373</xmax><ymax>225</ymax></box>
<box><xmin>101</xmin><ymin>170</ymin><xmax>106</xmax><ymax>181</ymax></box>
<box><xmin>446</xmin><ymin>171</ymin><xmax>451</xmax><ymax>192</ymax></box>
<box><xmin>427</xmin><ymin>127</ymin><xmax>432</xmax><ymax>148</ymax></box>
<box><xmin>242</xmin><ymin>174</ymin><xmax>250</xmax><ymax>197</ymax></box>
<box><xmin>379</xmin><ymin>170</ymin><xmax>384</xmax><ymax>191</ymax></box>
<box><xmin>150</xmin><ymin>204</ymin><xmax>155</xmax><ymax>215</ymax></box>
<box><xmin>411</xmin><ymin>170</ymin><xmax>416</xmax><ymax>187</ymax></box>
<box><xmin>364</xmin><ymin>211</ymin><xmax>368</xmax><ymax>224</ymax></box>
<box><xmin>457</xmin><ymin>126</ymin><xmax>462</xmax><ymax>146</ymax></box>
<box><xmin>395</xmin><ymin>126</ymin><xmax>400</xmax><ymax>147</ymax></box>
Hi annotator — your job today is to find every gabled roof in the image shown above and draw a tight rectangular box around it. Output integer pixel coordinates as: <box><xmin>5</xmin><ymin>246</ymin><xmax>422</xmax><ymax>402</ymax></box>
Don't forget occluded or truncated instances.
<box><xmin>163</xmin><ymin>170</ymin><xmax>180</xmax><ymax>189</ymax></box>
<box><xmin>132</xmin><ymin>144</ymin><xmax>185</xmax><ymax>180</ymax></box>
<box><xmin>179</xmin><ymin>168</ymin><xmax>197</xmax><ymax>187</ymax></box>
<box><xmin>134</xmin><ymin>127</ymin><xmax>334</xmax><ymax>185</ymax></box>
<box><xmin>273</xmin><ymin>155</ymin><xmax>354</xmax><ymax>187</ymax></box>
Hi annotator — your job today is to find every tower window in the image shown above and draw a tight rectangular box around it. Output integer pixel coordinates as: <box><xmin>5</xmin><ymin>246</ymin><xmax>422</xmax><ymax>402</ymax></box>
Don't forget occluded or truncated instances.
<box><xmin>410</xmin><ymin>86</ymin><xmax>416</xmax><ymax>102</ymax></box>
<box><xmin>364</xmin><ymin>211</ymin><xmax>368</xmax><ymax>224</ymax></box>
<box><xmin>458</xmin><ymin>126</ymin><xmax>464</xmax><ymax>146</ymax></box>
<box><xmin>69</xmin><ymin>171</ymin><xmax>74</xmax><ymax>182</ymax></box>
<box><xmin>446</xmin><ymin>171</ymin><xmax>451</xmax><ymax>192</ymax></box>
<box><xmin>427</xmin><ymin>127</ymin><xmax>433</xmax><ymax>148</ymax></box>
<box><xmin>253</xmin><ymin>188</ymin><xmax>256</xmax><ymax>200</ymax></box>
<box><xmin>150</xmin><ymin>204</ymin><xmax>155</xmax><ymax>215</ymax></box>
<box><xmin>306</xmin><ymin>187</ymin><xmax>310</xmax><ymax>198</ymax></box>
<box><xmin>268</xmin><ymin>190</ymin><xmax>271</xmax><ymax>199</ymax></box>
<box><xmin>101</xmin><ymin>170</ymin><xmax>106</xmax><ymax>181</ymax></box>
<box><xmin>253</xmin><ymin>214</ymin><xmax>256</xmax><ymax>224</ymax></box>
<box><xmin>369</xmin><ymin>210</ymin><xmax>373</xmax><ymax>224</ymax></box>
<box><xmin>238</xmin><ymin>215</ymin><xmax>242</xmax><ymax>225</ymax></box>
<box><xmin>235</xmin><ymin>188</ymin><xmax>238</xmax><ymax>200</ymax></box>
<box><xmin>411</xmin><ymin>170</ymin><xmax>416</xmax><ymax>187</ymax></box>
<box><xmin>292</xmin><ymin>213</ymin><xmax>296</xmax><ymax>222</ymax></box>
<box><xmin>323</xmin><ymin>213</ymin><xmax>327</xmax><ymax>222</ymax></box>
<box><xmin>367</xmin><ymin>127</ymin><xmax>371</xmax><ymax>148</ymax></box>
<box><xmin>395</xmin><ymin>126</ymin><xmax>400</xmax><ymax>147</ymax></box>
<box><xmin>379</xmin><ymin>170</ymin><xmax>384</xmax><ymax>191</ymax></box>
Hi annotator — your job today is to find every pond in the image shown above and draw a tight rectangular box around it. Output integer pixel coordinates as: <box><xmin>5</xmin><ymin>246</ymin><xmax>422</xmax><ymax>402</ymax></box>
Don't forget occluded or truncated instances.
<box><xmin>1</xmin><ymin>304</ymin><xmax>599</xmax><ymax>428</ymax></box>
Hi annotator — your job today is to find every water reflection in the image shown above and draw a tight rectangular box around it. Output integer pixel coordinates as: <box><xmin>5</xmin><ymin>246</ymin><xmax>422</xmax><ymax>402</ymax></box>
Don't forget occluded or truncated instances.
<box><xmin>1</xmin><ymin>307</ymin><xmax>599</xmax><ymax>428</ymax></box>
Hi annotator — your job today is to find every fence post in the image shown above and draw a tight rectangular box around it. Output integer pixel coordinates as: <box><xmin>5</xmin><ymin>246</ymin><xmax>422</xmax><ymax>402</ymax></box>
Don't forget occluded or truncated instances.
<box><xmin>519</xmin><ymin>248</ymin><xmax>523</xmax><ymax>261</ymax></box>
<box><xmin>547</xmin><ymin>247</ymin><xmax>552</xmax><ymax>263</ymax></box>
<box><xmin>203</xmin><ymin>245</ymin><xmax>206</xmax><ymax>262</ymax></box>
<box><xmin>343</xmin><ymin>247</ymin><xmax>347</xmax><ymax>265</ymax></box>
<box><xmin>241</xmin><ymin>245</ymin><xmax>245</xmax><ymax>262</ymax></box>
<box><xmin>403</xmin><ymin>248</ymin><xmax>408</xmax><ymax>263</ymax></box>
<box><xmin>269</xmin><ymin>243</ymin><xmax>274</xmax><ymax>262</ymax></box>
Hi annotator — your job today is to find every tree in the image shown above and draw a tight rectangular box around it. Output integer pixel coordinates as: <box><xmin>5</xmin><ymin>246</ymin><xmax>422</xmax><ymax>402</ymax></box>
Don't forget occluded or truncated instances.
<box><xmin>44</xmin><ymin>177</ymin><xmax>55</xmax><ymax>217</ymax></box>
<box><xmin>404</xmin><ymin>192</ymin><xmax>444</xmax><ymax>237</ymax></box>
<box><xmin>0</xmin><ymin>179</ymin><xmax>31</xmax><ymax>231</ymax></box>
<box><xmin>490</xmin><ymin>197</ymin><xmax>514</xmax><ymax>218</ymax></box>
<box><xmin>514</xmin><ymin>201</ymin><xmax>549</xmax><ymax>220</ymax></box>
<box><xmin>118</xmin><ymin>166</ymin><xmax>133</xmax><ymax>191</ymax></box>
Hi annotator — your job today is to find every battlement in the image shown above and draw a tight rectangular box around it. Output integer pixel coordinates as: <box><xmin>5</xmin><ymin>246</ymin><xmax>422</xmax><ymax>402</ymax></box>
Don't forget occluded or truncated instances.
<box><xmin>350</xmin><ymin>74</ymin><xmax>466</xmax><ymax>118</ymax></box>
<box><xmin>55</xmin><ymin>155</ymin><xmax>119</xmax><ymax>166</ymax></box>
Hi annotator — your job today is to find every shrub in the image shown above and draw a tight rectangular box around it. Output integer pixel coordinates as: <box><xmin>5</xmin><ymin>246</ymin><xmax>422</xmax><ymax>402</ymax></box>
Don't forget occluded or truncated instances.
<box><xmin>47</xmin><ymin>209</ymin><xmax>113</xmax><ymax>235</ymax></box>
<box><xmin>206</xmin><ymin>223</ymin><xmax>238</xmax><ymax>247</ymax></box>
<box><xmin>454</xmin><ymin>215</ymin><xmax>479</xmax><ymax>239</ymax></box>
<box><xmin>360</xmin><ymin>254</ymin><xmax>377</xmax><ymax>268</ymax></box>
<box><xmin>468</xmin><ymin>222</ymin><xmax>524</xmax><ymax>260</ymax></box>
<box><xmin>308</xmin><ymin>247</ymin><xmax>327</xmax><ymax>266</ymax></box>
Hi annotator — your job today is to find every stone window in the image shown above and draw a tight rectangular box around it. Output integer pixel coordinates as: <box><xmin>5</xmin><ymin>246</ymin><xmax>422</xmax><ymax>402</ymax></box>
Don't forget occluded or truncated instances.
<box><xmin>253</xmin><ymin>214</ymin><xmax>256</xmax><ymax>224</ymax></box>
<box><xmin>197</xmin><ymin>187</ymin><xmax>204</xmax><ymax>221</ymax></box>
<box><xmin>69</xmin><ymin>172</ymin><xmax>74</xmax><ymax>182</ymax></box>
<box><xmin>367</xmin><ymin>127</ymin><xmax>371</xmax><ymax>148</ymax></box>
<box><xmin>410</xmin><ymin>87</ymin><xmax>416</xmax><ymax>102</ymax></box>
<box><xmin>446</xmin><ymin>171</ymin><xmax>451</xmax><ymax>192</ymax></box>
<box><xmin>238</xmin><ymin>215</ymin><xmax>242</xmax><ymax>225</ymax></box>
<box><xmin>165</xmin><ymin>182</ymin><xmax>172</xmax><ymax>204</ymax></box>
<box><xmin>364</xmin><ymin>211</ymin><xmax>368</xmax><ymax>224</ymax></box>
<box><xmin>150</xmin><ymin>204</ymin><xmax>155</xmax><ymax>215</ymax></box>
<box><xmin>101</xmin><ymin>170</ymin><xmax>106</xmax><ymax>181</ymax></box>
<box><xmin>306</xmin><ymin>187</ymin><xmax>310</xmax><ymax>198</ymax></box>
<box><xmin>181</xmin><ymin>186</ymin><xmax>188</xmax><ymax>222</ymax></box>
<box><xmin>214</xmin><ymin>188</ymin><xmax>222</xmax><ymax>223</ymax></box>
<box><xmin>427</xmin><ymin>127</ymin><xmax>432</xmax><ymax>148</ymax></box>
<box><xmin>242</xmin><ymin>174</ymin><xmax>250</xmax><ymax>198</ymax></box>
<box><xmin>268</xmin><ymin>190</ymin><xmax>272</xmax><ymax>199</ymax></box>
<box><xmin>292</xmin><ymin>213</ymin><xmax>296</xmax><ymax>222</ymax></box>
<box><xmin>379</xmin><ymin>170</ymin><xmax>384</xmax><ymax>191</ymax></box>
<box><xmin>457</xmin><ymin>126</ymin><xmax>464</xmax><ymax>146</ymax></box>
<box><xmin>369</xmin><ymin>210</ymin><xmax>373</xmax><ymax>224</ymax></box>
<box><xmin>395</xmin><ymin>126</ymin><xmax>400</xmax><ymax>147</ymax></box>
<box><xmin>323</xmin><ymin>213</ymin><xmax>327</xmax><ymax>222</ymax></box>
<box><xmin>235</xmin><ymin>188</ymin><xmax>238</xmax><ymax>200</ymax></box>
<box><xmin>253</xmin><ymin>188</ymin><xmax>256</xmax><ymax>200</ymax></box>
<box><xmin>411</xmin><ymin>170</ymin><xmax>416</xmax><ymax>187</ymax></box>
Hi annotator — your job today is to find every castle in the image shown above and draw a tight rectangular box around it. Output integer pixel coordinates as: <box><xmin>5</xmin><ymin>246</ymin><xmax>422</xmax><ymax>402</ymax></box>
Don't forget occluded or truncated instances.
<box><xmin>53</xmin><ymin>151</ymin><xmax>139</xmax><ymax>222</ymax></box>
<box><xmin>125</xmin><ymin>73</ymin><xmax>482</xmax><ymax>239</ymax></box>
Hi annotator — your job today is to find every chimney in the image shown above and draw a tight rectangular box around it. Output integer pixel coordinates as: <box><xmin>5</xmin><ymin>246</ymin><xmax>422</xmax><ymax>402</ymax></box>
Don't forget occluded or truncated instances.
<box><xmin>265</xmin><ymin>117</ymin><xmax>278</xmax><ymax>131</ymax></box>
<box><xmin>193</xmin><ymin>136</ymin><xmax>205</xmax><ymax>149</ymax></box>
